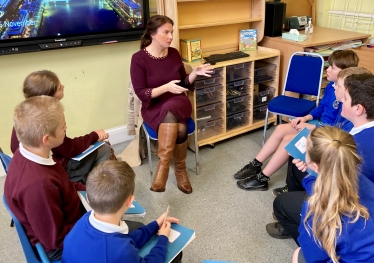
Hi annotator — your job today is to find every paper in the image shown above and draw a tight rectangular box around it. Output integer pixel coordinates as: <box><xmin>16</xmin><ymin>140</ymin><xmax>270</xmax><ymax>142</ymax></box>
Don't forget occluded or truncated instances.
<box><xmin>295</xmin><ymin>136</ymin><xmax>307</xmax><ymax>154</ymax></box>
<box><xmin>289</xmin><ymin>29</ymin><xmax>299</xmax><ymax>35</ymax></box>
<box><xmin>168</xmin><ymin>229</ymin><xmax>181</xmax><ymax>243</ymax></box>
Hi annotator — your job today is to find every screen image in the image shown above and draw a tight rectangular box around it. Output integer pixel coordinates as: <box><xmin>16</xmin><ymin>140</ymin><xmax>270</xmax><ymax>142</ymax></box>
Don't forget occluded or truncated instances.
<box><xmin>0</xmin><ymin>0</ymin><xmax>145</xmax><ymax>42</ymax></box>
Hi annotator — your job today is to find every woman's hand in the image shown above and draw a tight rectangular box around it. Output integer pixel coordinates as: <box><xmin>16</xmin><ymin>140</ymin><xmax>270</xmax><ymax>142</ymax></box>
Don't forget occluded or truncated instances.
<box><xmin>193</xmin><ymin>64</ymin><xmax>214</xmax><ymax>77</ymax></box>
<box><xmin>166</xmin><ymin>80</ymin><xmax>188</xmax><ymax>94</ymax></box>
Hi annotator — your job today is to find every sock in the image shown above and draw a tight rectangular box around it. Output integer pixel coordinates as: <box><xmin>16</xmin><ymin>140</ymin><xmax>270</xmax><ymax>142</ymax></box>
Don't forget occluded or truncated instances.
<box><xmin>250</xmin><ymin>158</ymin><xmax>262</xmax><ymax>167</ymax></box>
<box><xmin>256</xmin><ymin>171</ymin><xmax>270</xmax><ymax>182</ymax></box>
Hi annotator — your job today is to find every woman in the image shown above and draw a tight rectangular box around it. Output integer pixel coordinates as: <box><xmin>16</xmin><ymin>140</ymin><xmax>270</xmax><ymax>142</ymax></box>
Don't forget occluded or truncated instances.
<box><xmin>130</xmin><ymin>15</ymin><xmax>212</xmax><ymax>194</ymax></box>
<box><xmin>293</xmin><ymin>126</ymin><xmax>374</xmax><ymax>263</ymax></box>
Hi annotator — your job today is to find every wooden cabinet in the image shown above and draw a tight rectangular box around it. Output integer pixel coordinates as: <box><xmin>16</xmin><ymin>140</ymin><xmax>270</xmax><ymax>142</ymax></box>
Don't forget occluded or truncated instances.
<box><xmin>156</xmin><ymin>0</ymin><xmax>280</xmax><ymax>148</ymax></box>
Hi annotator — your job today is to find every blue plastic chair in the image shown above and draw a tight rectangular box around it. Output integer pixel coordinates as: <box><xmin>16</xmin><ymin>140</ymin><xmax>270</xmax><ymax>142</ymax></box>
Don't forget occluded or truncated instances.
<box><xmin>142</xmin><ymin>117</ymin><xmax>199</xmax><ymax>182</ymax></box>
<box><xmin>0</xmin><ymin>152</ymin><xmax>11</xmax><ymax>173</ymax></box>
<box><xmin>3</xmin><ymin>195</ymin><xmax>62</xmax><ymax>263</ymax></box>
<box><xmin>262</xmin><ymin>52</ymin><xmax>324</xmax><ymax>145</ymax></box>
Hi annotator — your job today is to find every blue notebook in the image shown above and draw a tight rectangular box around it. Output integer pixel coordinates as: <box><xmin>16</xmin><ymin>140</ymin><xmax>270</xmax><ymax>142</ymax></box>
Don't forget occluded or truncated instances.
<box><xmin>284</xmin><ymin>127</ymin><xmax>310</xmax><ymax>162</ymax></box>
<box><xmin>71</xmin><ymin>141</ymin><xmax>105</xmax><ymax>161</ymax></box>
<box><xmin>77</xmin><ymin>191</ymin><xmax>146</xmax><ymax>218</ymax></box>
<box><xmin>138</xmin><ymin>223</ymin><xmax>195</xmax><ymax>263</ymax></box>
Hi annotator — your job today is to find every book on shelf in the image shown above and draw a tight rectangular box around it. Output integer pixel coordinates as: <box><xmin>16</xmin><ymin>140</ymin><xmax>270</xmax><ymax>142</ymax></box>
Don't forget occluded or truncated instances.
<box><xmin>77</xmin><ymin>191</ymin><xmax>146</xmax><ymax>218</ymax></box>
<box><xmin>284</xmin><ymin>127</ymin><xmax>310</xmax><ymax>162</ymax></box>
<box><xmin>239</xmin><ymin>29</ymin><xmax>257</xmax><ymax>51</ymax></box>
<box><xmin>71</xmin><ymin>141</ymin><xmax>105</xmax><ymax>161</ymax></box>
<box><xmin>138</xmin><ymin>223</ymin><xmax>196</xmax><ymax>263</ymax></box>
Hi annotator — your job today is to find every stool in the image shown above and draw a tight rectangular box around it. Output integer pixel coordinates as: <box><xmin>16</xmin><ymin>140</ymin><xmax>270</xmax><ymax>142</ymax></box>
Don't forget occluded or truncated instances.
<box><xmin>142</xmin><ymin>117</ymin><xmax>199</xmax><ymax>182</ymax></box>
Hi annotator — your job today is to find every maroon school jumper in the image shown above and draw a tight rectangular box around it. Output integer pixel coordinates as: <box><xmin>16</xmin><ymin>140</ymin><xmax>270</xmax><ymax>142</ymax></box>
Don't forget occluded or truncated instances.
<box><xmin>10</xmin><ymin>127</ymin><xmax>99</xmax><ymax>168</ymax></box>
<box><xmin>4</xmin><ymin>148</ymin><xmax>86</xmax><ymax>252</ymax></box>
<box><xmin>130</xmin><ymin>47</ymin><xmax>194</xmax><ymax>132</ymax></box>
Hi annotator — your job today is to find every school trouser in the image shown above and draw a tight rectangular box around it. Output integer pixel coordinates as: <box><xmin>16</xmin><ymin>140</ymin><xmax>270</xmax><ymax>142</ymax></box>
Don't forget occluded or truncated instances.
<box><xmin>285</xmin><ymin>156</ymin><xmax>308</xmax><ymax>192</ymax></box>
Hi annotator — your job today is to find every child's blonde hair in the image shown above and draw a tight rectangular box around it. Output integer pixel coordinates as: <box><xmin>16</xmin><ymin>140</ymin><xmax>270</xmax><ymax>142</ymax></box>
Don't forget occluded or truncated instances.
<box><xmin>328</xmin><ymin>50</ymin><xmax>359</xmax><ymax>69</ymax></box>
<box><xmin>337</xmin><ymin>66</ymin><xmax>371</xmax><ymax>79</ymax></box>
<box><xmin>304</xmin><ymin>126</ymin><xmax>369</xmax><ymax>263</ymax></box>
<box><xmin>14</xmin><ymin>96</ymin><xmax>64</xmax><ymax>147</ymax></box>
<box><xmin>23</xmin><ymin>70</ymin><xmax>60</xmax><ymax>98</ymax></box>
<box><xmin>86</xmin><ymin>160</ymin><xmax>135</xmax><ymax>214</ymax></box>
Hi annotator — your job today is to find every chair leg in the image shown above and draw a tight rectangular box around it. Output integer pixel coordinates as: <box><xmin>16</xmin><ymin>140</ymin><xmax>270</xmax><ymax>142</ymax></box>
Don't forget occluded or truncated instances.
<box><xmin>145</xmin><ymin>133</ymin><xmax>153</xmax><ymax>183</ymax></box>
<box><xmin>262</xmin><ymin>109</ymin><xmax>270</xmax><ymax>146</ymax></box>
<box><xmin>194</xmin><ymin>130</ymin><xmax>199</xmax><ymax>175</ymax></box>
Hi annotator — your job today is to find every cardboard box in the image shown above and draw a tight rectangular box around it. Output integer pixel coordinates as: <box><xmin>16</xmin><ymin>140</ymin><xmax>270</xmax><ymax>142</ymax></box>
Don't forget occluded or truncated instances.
<box><xmin>180</xmin><ymin>38</ymin><xmax>202</xmax><ymax>62</ymax></box>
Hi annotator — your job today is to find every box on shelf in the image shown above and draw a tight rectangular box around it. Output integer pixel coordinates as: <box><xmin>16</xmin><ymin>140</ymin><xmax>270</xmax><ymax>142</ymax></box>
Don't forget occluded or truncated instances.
<box><xmin>197</xmin><ymin>118</ymin><xmax>223</xmax><ymax>141</ymax></box>
<box><xmin>196</xmin><ymin>67</ymin><xmax>223</xmax><ymax>81</ymax></box>
<box><xmin>226</xmin><ymin>94</ymin><xmax>250</xmax><ymax>115</ymax></box>
<box><xmin>196</xmin><ymin>85</ymin><xmax>223</xmax><ymax>107</ymax></box>
<box><xmin>253</xmin><ymin>84</ymin><xmax>275</xmax><ymax>107</ymax></box>
<box><xmin>227</xmin><ymin>110</ymin><xmax>250</xmax><ymax>131</ymax></box>
<box><xmin>226</xmin><ymin>79</ymin><xmax>251</xmax><ymax>99</ymax></box>
<box><xmin>226</xmin><ymin>62</ymin><xmax>251</xmax><ymax>82</ymax></box>
<box><xmin>195</xmin><ymin>76</ymin><xmax>223</xmax><ymax>89</ymax></box>
<box><xmin>239</xmin><ymin>29</ymin><xmax>257</xmax><ymax>51</ymax></box>
<box><xmin>254</xmin><ymin>62</ymin><xmax>276</xmax><ymax>83</ymax></box>
<box><xmin>196</xmin><ymin>101</ymin><xmax>223</xmax><ymax>123</ymax></box>
<box><xmin>253</xmin><ymin>105</ymin><xmax>273</xmax><ymax>121</ymax></box>
<box><xmin>180</xmin><ymin>38</ymin><xmax>202</xmax><ymax>62</ymax></box>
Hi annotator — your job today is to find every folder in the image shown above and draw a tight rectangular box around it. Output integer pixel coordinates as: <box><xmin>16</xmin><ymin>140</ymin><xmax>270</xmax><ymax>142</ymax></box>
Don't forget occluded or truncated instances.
<box><xmin>138</xmin><ymin>223</ymin><xmax>196</xmax><ymax>263</ymax></box>
<box><xmin>284</xmin><ymin>127</ymin><xmax>310</xmax><ymax>162</ymax></box>
<box><xmin>71</xmin><ymin>141</ymin><xmax>105</xmax><ymax>161</ymax></box>
<box><xmin>77</xmin><ymin>191</ymin><xmax>146</xmax><ymax>218</ymax></box>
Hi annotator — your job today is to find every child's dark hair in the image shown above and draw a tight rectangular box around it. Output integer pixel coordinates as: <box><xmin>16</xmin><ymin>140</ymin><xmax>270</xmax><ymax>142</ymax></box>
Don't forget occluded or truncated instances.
<box><xmin>23</xmin><ymin>70</ymin><xmax>60</xmax><ymax>98</ymax></box>
<box><xmin>345</xmin><ymin>73</ymin><xmax>374</xmax><ymax>119</ymax></box>
<box><xmin>328</xmin><ymin>50</ymin><xmax>359</xmax><ymax>69</ymax></box>
<box><xmin>86</xmin><ymin>161</ymin><xmax>135</xmax><ymax>214</ymax></box>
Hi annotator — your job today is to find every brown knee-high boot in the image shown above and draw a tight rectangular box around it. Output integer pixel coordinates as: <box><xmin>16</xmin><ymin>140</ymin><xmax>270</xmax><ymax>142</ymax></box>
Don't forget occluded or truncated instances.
<box><xmin>150</xmin><ymin>123</ymin><xmax>179</xmax><ymax>192</ymax></box>
<box><xmin>174</xmin><ymin>140</ymin><xmax>192</xmax><ymax>194</ymax></box>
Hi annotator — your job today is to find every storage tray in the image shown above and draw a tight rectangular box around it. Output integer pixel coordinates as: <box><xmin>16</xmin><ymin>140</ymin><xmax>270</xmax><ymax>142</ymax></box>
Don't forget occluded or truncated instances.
<box><xmin>196</xmin><ymin>101</ymin><xmax>223</xmax><ymax>123</ymax></box>
<box><xmin>197</xmin><ymin>118</ymin><xmax>223</xmax><ymax>141</ymax></box>
<box><xmin>253</xmin><ymin>84</ymin><xmax>275</xmax><ymax>107</ymax></box>
<box><xmin>254</xmin><ymin>62</ymin><xmax>276</xmax><ymax>83</ymax></box>
<box><xmin>226</xmin><ymin>62</ymin><xmax>251</xmax><ymax>82</ymax></box>
<box><xmin>196</xmin><ymin>84</ymin><xmax>223</xmax><ymax>107</ymax></box>
<box><xmin>195</xmin><ymin>67</ymin><xmax>223</xmax><ymax>80</ymax></box>
<box><xmin>226</xmin><ymin>110</ymin><xmax>250</xmax><ymax>131</ymax></box>
<box><xmin>226</xmin><ymin>94</ymin><xmax>250</xmax><ymax>115</ymax></box>
<box><xmin>195</xmin><ymin>76</ymin><xmax>223</xmax><ymax>89</ymax></box>
<box><xmin>226</xmin><ymin>79</ymin><xmax>251</xmax><ymax>99</ymax></box>
<box><xmin>253</xmin><ymin>105</ymin><xmax>273</xmax><ymax>121</ymax></box>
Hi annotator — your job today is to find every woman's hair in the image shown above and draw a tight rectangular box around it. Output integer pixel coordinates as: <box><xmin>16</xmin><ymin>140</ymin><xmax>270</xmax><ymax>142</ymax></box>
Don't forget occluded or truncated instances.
<box><xmin>23</xmin><ymin>70</ymin><xmax>60</xmax><ymax>98</ymax></box>
<box><xmin>140</xmin><ymin>15</ymin><xmax>174</xmax><ymax>49</ymax></box>
<box><xmin>304</xmin><ymin>126</ymin><xmax>369</xmax><ymax>263</ymax></box>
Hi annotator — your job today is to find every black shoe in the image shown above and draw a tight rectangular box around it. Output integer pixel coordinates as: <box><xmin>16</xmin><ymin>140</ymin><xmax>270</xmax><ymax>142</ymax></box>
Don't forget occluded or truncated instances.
<box><xmin>266</xmin><ymin>222</ymin><xmax>291</xmax><ymax>239</ymax></box>
<box><xmin>237</xmin><ymin>176</ymin><xmax>268</xmax><ymax>191</ymax></box>
<box><xmin>272</xmin><ymin>185</ymin><xmax>289</xmax><ymax>197</ymax></box>
<box><xmin>233</xmin><ymin>163</ymin><xmax>261</xmax><ymax>180</ymax></box>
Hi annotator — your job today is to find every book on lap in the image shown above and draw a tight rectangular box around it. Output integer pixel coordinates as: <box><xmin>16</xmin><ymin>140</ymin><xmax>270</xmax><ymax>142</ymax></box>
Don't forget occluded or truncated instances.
<box><xmin>138</xmin><ymin>223</ymin><xmax>195</xmax><ymax>263</ymax></box>
<box><xmin>284</xmin><ymin>127</ymin><xmax>310</xmax><ymax>162</ymax></box>
<box><xmin>71</xmin><ymin>141</ymin><xmax>105</xmax><ymax>161</ymax></box>
<box><xmin>77</xmin><ymin>191</ymin><xmax>146</xmax><ymax>218</ymax></box>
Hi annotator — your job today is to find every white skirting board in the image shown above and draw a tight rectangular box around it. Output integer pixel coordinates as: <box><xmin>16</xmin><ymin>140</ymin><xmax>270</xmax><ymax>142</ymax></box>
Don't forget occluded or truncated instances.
<box><xmin>0</xmin><ymin>125</ymin><xmax>134</xmax><ymax>177</ymax></box>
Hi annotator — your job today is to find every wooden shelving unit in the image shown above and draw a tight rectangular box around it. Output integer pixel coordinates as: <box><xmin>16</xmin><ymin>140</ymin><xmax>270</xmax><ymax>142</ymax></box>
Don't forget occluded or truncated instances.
<box><xmin>157</xmin><ymin>0</ymin><xmax>280</xmax><ymax>149</ymax></box>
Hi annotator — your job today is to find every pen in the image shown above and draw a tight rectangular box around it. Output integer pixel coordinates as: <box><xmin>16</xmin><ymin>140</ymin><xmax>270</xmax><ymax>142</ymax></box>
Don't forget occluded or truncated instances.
<box><xmin>163</xmin><ymin>205</ymin><xmax>169</xmax><ymax>226</ymax></box>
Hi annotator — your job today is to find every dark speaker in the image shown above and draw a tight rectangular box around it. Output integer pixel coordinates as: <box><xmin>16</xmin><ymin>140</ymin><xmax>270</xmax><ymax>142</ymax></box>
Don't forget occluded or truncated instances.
<box><xmin>264</xmin><ymin>1</ymin><xmax>286</xmax><ymax>37</ymax></box>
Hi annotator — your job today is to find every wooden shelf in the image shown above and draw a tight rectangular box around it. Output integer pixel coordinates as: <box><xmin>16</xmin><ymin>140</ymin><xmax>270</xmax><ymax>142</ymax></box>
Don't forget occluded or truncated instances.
<box><xmin>179</xmin><ymin>18</ymin><xmax>263</xmax><ymax>30</ymax></box>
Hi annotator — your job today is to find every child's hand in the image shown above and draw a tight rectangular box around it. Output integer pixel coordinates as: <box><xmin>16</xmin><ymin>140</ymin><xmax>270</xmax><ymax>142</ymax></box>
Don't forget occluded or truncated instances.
<box><xmin>156</xmin><ymin>211</ymin><xmax>180</xmax><ymax>228</ymax></box>
<box><xmin>296</xmin><ymin>123</ymin><xmax>316</xmax><ymax>132</ymax></box>
<box><xmin>95</xmin><ymin>129</ymin><xmax>109</xmax><ymax>141</ymax></box>
<box><xmin>158</xmin><ymin>221</ymin><xmax>171</xmax><ymax>237</ymax></box>
<box><xmin>291</xmin><ymin>117</ymin><xmax>306</xmax><ymax>128</ymax></box>
<box><xmin>292</xmin><ymin>158</ymin><xmax>307</xmax><ymax>172</ymax></box>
